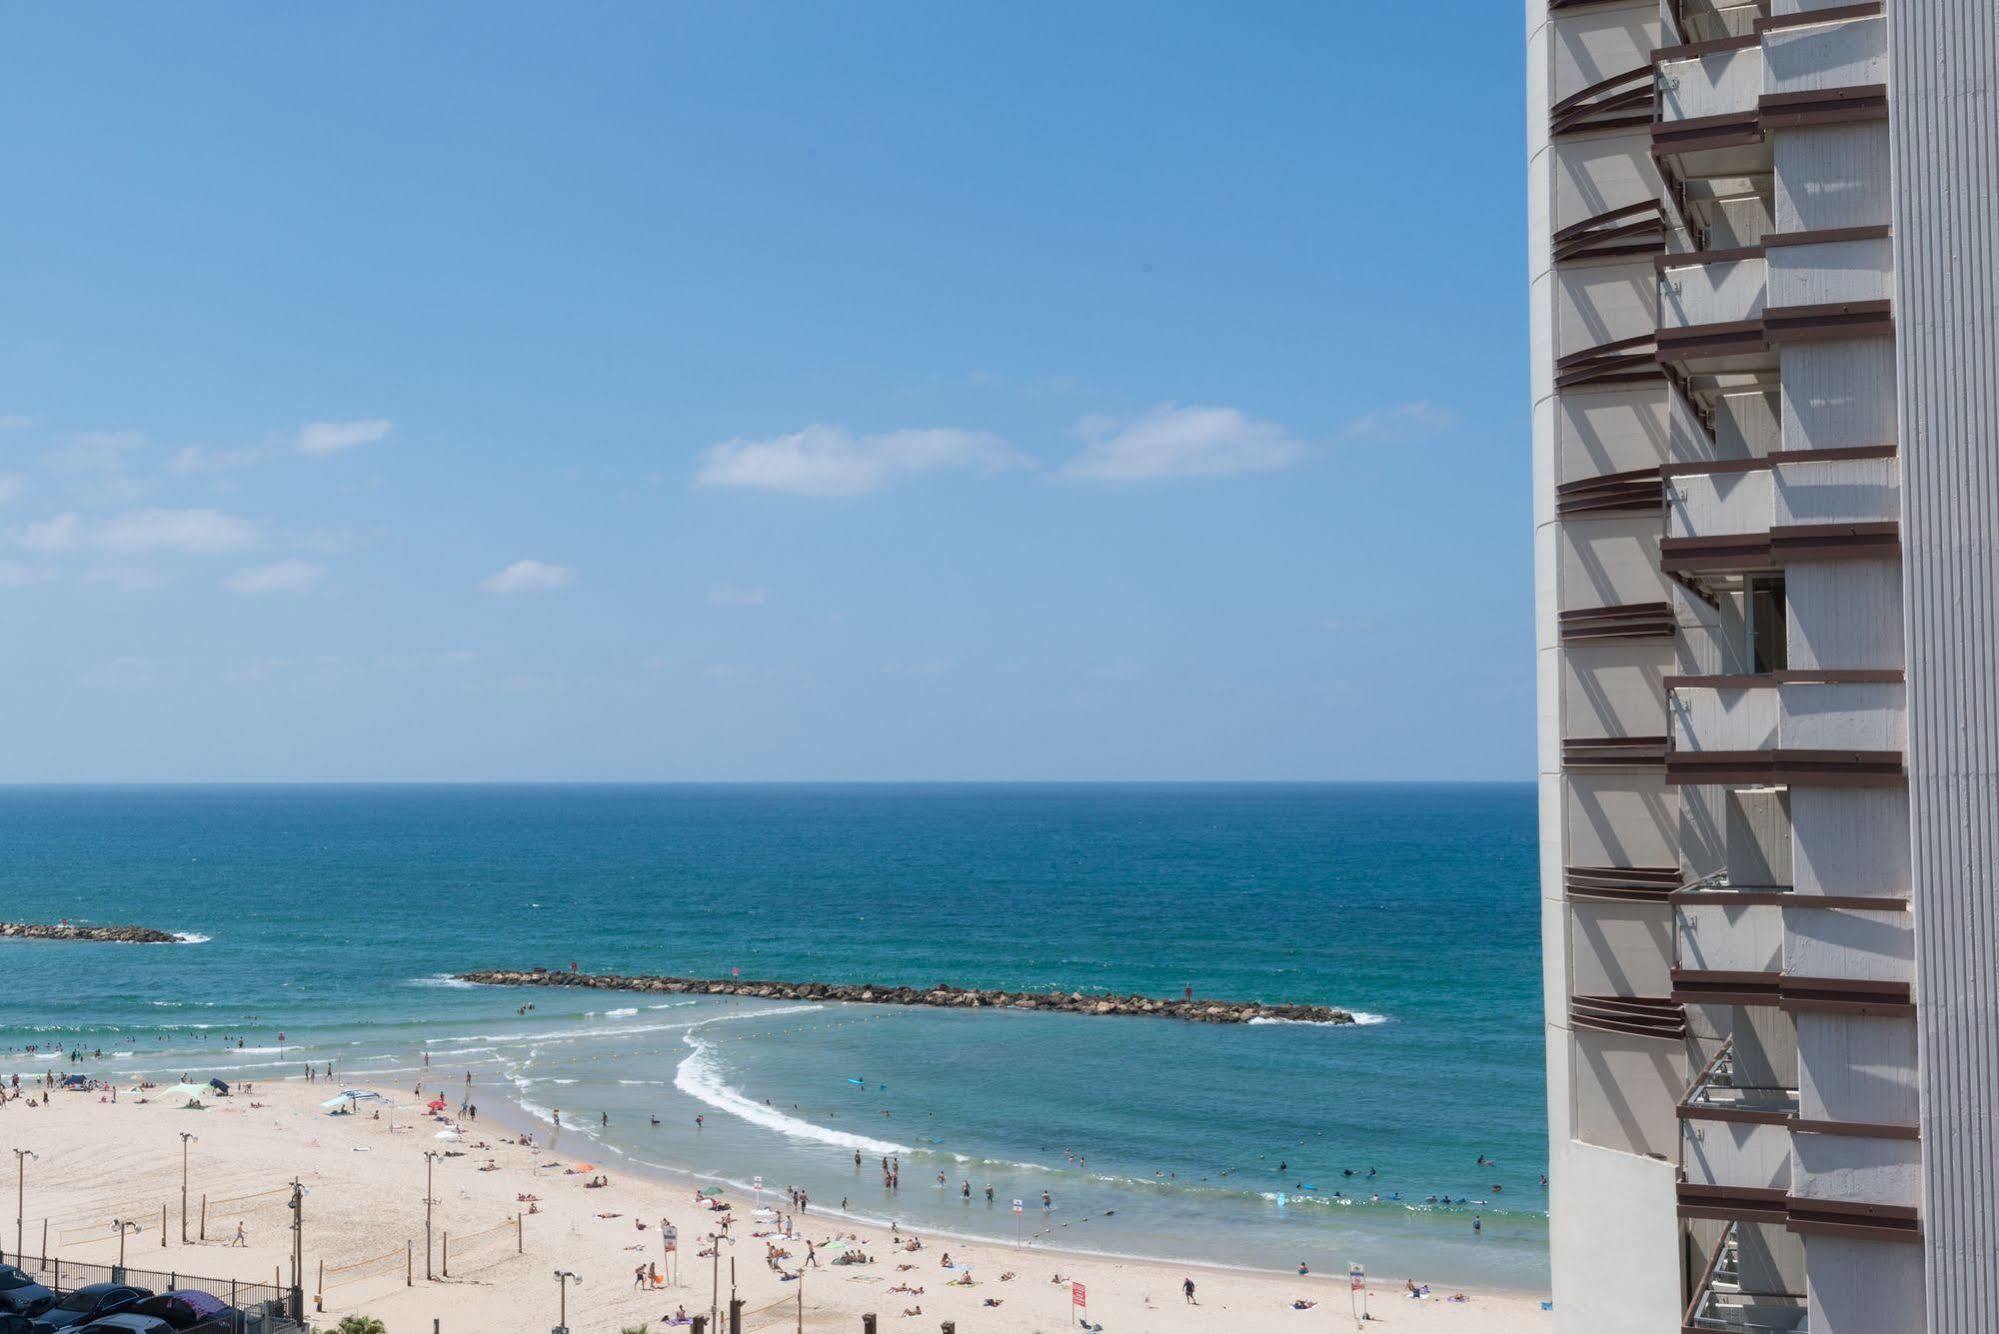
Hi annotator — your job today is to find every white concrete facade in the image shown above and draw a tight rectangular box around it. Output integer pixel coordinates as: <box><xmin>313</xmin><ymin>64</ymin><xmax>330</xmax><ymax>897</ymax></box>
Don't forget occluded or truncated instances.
<box><xmin>1530</xmin><ymin>2</ymin><xmax>1998</xmax><ymax>1330</ymax></box>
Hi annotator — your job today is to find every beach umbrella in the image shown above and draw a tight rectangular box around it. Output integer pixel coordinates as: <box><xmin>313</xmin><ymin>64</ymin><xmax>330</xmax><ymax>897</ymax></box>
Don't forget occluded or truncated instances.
<box><xmin>161</xmin><ymin>1083</ymin><xmax>209</xmax><ymax>1104</ymax></box>
<box><xmin>434</xmin><ymin>1130</ymin><xmax>462</xmax><ymax>1140</ymax></box>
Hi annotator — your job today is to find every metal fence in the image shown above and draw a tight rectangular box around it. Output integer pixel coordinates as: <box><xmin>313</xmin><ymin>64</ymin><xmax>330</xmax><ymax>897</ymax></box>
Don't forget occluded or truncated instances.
<box><xmin>4</xmin><ymin>1253</ymin><xmax>306</xmax><ymax>1333</ymax></box>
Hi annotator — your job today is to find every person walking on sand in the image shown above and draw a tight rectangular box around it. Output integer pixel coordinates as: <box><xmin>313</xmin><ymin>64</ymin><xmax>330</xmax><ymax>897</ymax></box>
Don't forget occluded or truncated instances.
<box><xmin>231</xmin><ymin>1222</ymin><xmax>246</xmax><ymax>1247</ymax></box>
<box><xmin>1184</xmin><ymin>1277</ymin><xmax>1197</xmax><ymax>1304</ymax></box>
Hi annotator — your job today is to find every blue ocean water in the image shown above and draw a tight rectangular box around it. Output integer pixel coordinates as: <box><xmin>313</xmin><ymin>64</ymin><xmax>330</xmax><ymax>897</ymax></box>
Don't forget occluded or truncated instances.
<box><xmin>0</xmin><ymin>784</ymin><xmax>1548</xmax><ymax>1289</ymax></box>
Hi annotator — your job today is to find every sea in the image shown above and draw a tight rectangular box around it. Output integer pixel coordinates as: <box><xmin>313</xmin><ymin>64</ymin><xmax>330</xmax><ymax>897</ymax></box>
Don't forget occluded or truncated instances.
<box><xmin>0</xmin><ymin>783</ymin><xmax>1548</xmax><ymax>1291</ymax></box>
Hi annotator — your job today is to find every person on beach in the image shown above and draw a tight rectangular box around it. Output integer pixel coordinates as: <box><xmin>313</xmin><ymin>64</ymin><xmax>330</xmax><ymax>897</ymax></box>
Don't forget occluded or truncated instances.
<box><xmin>1184</xmin><ymin>1277</ymin><xmax>1197</xmax><ymax>1304</ymax></box>
<box><xmin>634</xmin><ymin>1264</ymin><xmax>648</xmax><ymax>1288</ymax></box>
<box><xmin>231</xmin><ymin>1222</ymin><xmax>246</xmax><ymax>1247</ymax></box>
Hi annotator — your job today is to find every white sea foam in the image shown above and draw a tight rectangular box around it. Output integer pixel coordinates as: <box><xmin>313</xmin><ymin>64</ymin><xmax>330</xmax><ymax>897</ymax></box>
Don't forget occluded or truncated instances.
<box><xmin>428</xmin><ymin>1016</ymin><xmax>735</xmax><ymax>1046</ymax></box>
<box><xmin>1248</xmin><ymin>1011</ymin><xmax>1388</xmax><ymax>1027</ymax></box>
<box><xmin>172</xmin><ymin>933</ymin><xmax>212</xmax><ymax>944</ymax></box>
<box><xmin>407</xmin><ymin>975</ymin><xmax>478</xmax><ymax>990</ymax></box>
<box><xmin>646</xmin><ymin>1002</ymin><xmax>696</xmax><ymax>1011</ymax></box>
<box><xmin>604</xmin><ymin>1007</ymin><xmax>638</xmax><ymax>1018</ymax></box>
<box><xmin>672</xmin><ymin>1009</ymin><xmax>910</xmax><ymax>1156</ymax></box>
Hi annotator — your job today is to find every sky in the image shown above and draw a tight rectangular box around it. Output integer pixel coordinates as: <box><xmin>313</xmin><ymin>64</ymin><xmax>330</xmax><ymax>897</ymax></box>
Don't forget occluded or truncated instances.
<box><xmin>0</xmin><ymin>3</ymin><xmax>1530</xmax><ymax>782</ymax></box>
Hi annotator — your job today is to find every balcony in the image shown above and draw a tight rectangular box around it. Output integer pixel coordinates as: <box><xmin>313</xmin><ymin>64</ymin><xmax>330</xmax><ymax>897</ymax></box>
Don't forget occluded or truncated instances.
<box><xmin>1657</xmin><ymin>251</ymin><xmax>1771</xmax><ymax>375</ymax></box>
<box><xmin>1661</xmin><ymin>451</ymin><xmax>1901</xmax><ymax>590</ymax></box>
<box><xmin>1683</xmin><ymin>1222</ymin><xmax>1809</xmax><ymax>1334</ymax></box>
<box><xmin>1653</xmin><ymin>39</ymin><xmax>1768</xmax><ymax>182</ymax></box>
<box><xmin>1681</xmin><ymin>1039</ymin><xmax>1799</xmax><ymax>1123</ymax></box>
<box><xmin>1666</xmin><ymin>679</ymin><xmax>1906</xmax><ymax>786</ymax></box>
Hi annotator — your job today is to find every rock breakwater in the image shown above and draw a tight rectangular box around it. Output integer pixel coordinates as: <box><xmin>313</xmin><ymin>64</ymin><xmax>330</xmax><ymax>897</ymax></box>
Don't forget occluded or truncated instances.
<box><xmin>0</xmin><ymin>922</ymin><xmax>186</xmax><ymax>944</ymax></box>
<box><xmin>455</xmin><ymin>968</ymin><xmax>1353</xmax><ymax>1025</ymax></box>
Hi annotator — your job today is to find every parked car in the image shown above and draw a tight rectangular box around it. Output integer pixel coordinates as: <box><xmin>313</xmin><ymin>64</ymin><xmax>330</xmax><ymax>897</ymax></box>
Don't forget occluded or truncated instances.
<box><xmin>71</xmin><ymin>1317</ymin><xmax>174</xmax><ymax>1334</ymax></box>
<box><xmin>38</xmin><ymin>1285</ymin><xmax>153</xmax><ymax>1330</ymax></box>
<box><xmin>0</xmin><ymin>1267</ymin><xmax>54</xmax><ymax>1318</ymax></box>
<box><xmin>122</xmin><ymin>1293</ymin><xmax>234</xmax><ymax>1333</ymax></box>
<box><xmin>0</xmin><ymin>1312</ymin><xmax>43</xmax><ymax>1334</ymax></box>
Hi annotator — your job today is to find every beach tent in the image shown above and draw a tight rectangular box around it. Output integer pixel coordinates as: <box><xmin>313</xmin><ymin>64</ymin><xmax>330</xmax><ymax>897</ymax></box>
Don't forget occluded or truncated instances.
<box><xmin>162</xmin><ymin>1083</ymin><xmax>210</xmax><ymax>1106</ymax></box>
<box><xmin>208</xmin><ymin>1078</ymin><xmax>230</xmax><ymax>1095</ymax></box>
<box><xmin>59</xmin><ymin>1074</ymin><xmax>91</xmax><ymax>1089</ymax></box>
<box><xmin>434</xmin><ymin>1129</ymin><xmax>462</xmax><ymax>1140</ymax></box>
<box><xmin>320</xmin><ymin>1089</ymin><xmax>384</xmax><ymax>1113</ymax></box>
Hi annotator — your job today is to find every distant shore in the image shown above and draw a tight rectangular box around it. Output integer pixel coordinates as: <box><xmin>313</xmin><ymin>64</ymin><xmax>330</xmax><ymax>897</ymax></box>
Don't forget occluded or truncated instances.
<box><xmin>457</xmin><ymin>967</ymin><xmax>1356</xmax><ymax>1024</ymax></box>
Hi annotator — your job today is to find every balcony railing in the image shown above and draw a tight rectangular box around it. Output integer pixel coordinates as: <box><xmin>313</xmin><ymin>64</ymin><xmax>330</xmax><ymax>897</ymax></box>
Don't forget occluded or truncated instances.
<box><xmin>1682</xmin><ymin>1039</ymin><xmax>1799</xmax><ymax>1122</ymax></box>
<box><xmin>1658</xmin><ymin>41</ymin><xmax>1764</xmax><ymax>124</ymax></box>
<box><xmin>1666</xmin><ymin>679</ymin><xmax>1907</xmax><ymax>786</ymax></box>
<box><xmin>1683</xmin><ymin>1222</ymin><xmax>1809</xmax><ymax>1333</ymax></box>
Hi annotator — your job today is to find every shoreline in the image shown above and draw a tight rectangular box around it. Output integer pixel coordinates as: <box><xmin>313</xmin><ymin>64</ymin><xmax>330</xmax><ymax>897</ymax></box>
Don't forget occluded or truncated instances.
<box><xmin>10</xmin><ymin>1076</ymin><xmax>1552</xmax><ymax>1331</ymax></box>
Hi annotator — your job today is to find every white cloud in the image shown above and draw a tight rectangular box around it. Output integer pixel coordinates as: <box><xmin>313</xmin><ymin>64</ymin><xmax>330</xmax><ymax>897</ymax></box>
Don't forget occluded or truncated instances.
<box><xmin>0</xmin><ymin>560</ymin><xmax>37</xmax><ymax>588</ymax></box>
<box><xmin>170</xmin><ymin>444</ymin><xmax>265</xmax><ymax>474</ymax></box>
<box><xmin>694</xmin><ymin>424</ymin><xmax>1020</xmax><ymax>497</ymax></box>
<box><xmin>19</xmin><ymin>513</ymin><xmax>80</xmax><ymax>552</ymax></box>
<box><xmin>479</xmin><ymin>559</ymin><xmax>575</xmax><ymax>594</ymax></box>
<box><xmin>1342</xmin><ymin>401</ymin><xmax>1457</xmax><ymax>442</ymax></box>
<box><xmin>708</xmin><ymin>584</ymin><xmax>767</xmax><ymax>607</ymax></box>
<box><xmin>44</xmin><ymin>430</ymin><xmax>148</xmax><ymax>505</ymax></box>
<box><xmin>0</xmin><ymin>474</ymin><xmax>24</xmax><ymax>503</ymax></box>
<box><xmin>95</xmin><ymin>508</ymin><xmax>260</xmax><ymax>553</ymax></box>
<box><xmin>17</xmin><ymin>507</ymin><xmax>258</xmax><ymax>555</ymax></box>
<box><xmin>296</xmin><ymin>419</ymin><xmax>392</xmax><ymax>456</ymax></box>
<box><xmin>1061</xmin><ymin>404</ymin><xmax>1306</xmax><ymax>481</ymax></box>
<box><xmin>224</xmin><ymin>560</ymin><xmax>325</xmax><ymax>595</ymax></box>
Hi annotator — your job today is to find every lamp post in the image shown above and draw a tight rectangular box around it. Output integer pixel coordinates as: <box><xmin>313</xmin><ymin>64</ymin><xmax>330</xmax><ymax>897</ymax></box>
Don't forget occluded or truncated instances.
<box><xmin>422</xmin><ymin>1151</ymin><xmax>440</xmax><ymax>1280</ymax></box>
<box><xmin>553</xmin><ymin>1268</ymin><xmax>582</xmax><ymax>1332</ymax></box>
<box><xmin>287</xmin><ymin>1180</ymin><xmax>305</xmax><ymax>1322</ymax></box>
<box><xmin>111</xmin><ymin>1218</ymin><xmax>141</xmax><ymax>1273</ymax></box>
<box><xmin>12</xmin><ymin>1149</ymin><xmax>35</xmax><ymax>1267</ymax></box>
<box><xmin>178</xmin><ymin>1133</ymin><xmax>198</xmax><ymax>1244</ymax></box>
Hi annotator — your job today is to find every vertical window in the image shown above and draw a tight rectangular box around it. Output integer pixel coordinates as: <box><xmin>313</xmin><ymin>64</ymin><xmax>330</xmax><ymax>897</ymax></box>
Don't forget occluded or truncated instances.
<box><xmin>1747</xmin><ymin>574</ymin><xmax>1787</xmax><ymax>674</ymax></box>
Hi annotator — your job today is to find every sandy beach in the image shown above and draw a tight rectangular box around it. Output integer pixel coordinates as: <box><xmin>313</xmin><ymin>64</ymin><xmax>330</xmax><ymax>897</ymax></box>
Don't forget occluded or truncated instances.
<box><xmin>0</xmin><ymin>1075</ymin><xmax>1550</xmax><ymax>1333</ymax></box>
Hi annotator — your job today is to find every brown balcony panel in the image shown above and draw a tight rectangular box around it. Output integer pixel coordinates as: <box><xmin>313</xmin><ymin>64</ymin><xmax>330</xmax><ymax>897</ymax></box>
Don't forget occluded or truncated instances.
<box><xmin>1556</xmin><ymin>466</ymin><xmax>1664</xmax><ymax>516</ymax></box>
<box><xmin>1768</xmin><ymin>521</ymin><xmax>1900</xmax><ymax>562</ymax></box>
<box><xmin>1660</xmin><ymin>443</ymin><xmax>1897</xmax><ymax>479</ymax></box>
<box><xmin>1651</xmin><ymin>111</ymin><xmax>1764</xmax><ymax>159</ymax></box>
<box><xmin>1785</xmin><ymin>1197</ymin><xmax>1921</xmax><ymax>1244</ymax></box>
<box><xmin>1666</xmin><ymin>749</ymin><xmax>1907</xmax><ymax>787</ymax></box>
<box><xmin>1668</xmin><ymin>889</ymin><xmax>1909</xmax><ymax>911</ymax></box>
<box><xmin>1763</xmin><ymin>299</ymin><xmax>1894</xmax><ymax>344</ymax></box>
<box><xmin>1567</xmin><ymin>865</ymin><xmax>1681</xmax><ymax>902</ymax></box>
<box><xmin>1551</xmin><ymin>66</ymin><xmax>1655</xmax><ymax>138</ymax></box>
<box><xmin>1758</xmin><ymin>84</ymin><xmax>1889</xmax><ymax>131</ymax></box>
<box><xmin>1671</xmin><ymin>968</ymin><xmax>1783</xmax><ymax>1007</ymax></box>
<box><xmin>1654</xmin><ymin>33</ymin><xmax>1760</xmax><ymax>62</ymax></box>
<box><xmin>1677</xmin><ymin>1182</ymin><xmax>1789</xmax><ymax>1225</ymax></box>
<box><xmin>1788</xmin><ymin>1116</ymin><xmax>1920</xmax><ymax>1141</ymax></box>
<box><xmin>1572</xmin><ymin>994</ymin><xmax>1687</xmax><ymax>1041</ymax></box>
<box><xmin>1754</xmin><ymin>3</ymin><xmax>1885</xmax><ymax>35</ymax></box>
<box><xmin>1559</xmin><ymin>602</ymin><xmax>1677</xmax><ymax>643</ymax></box>
<box><xmin>1660</xmin><ymin>533</ymin><xmax>1775</xmax><ymax>573</ymax></box>
<box><xmin>1780</xmin><ymin>976</ymin><xmax>1914</xmax><ymax>1017</ymax></box>
<box><xmin>1552</xmin><ymin>202</ymin><xmax>1667</xmax><ymax>263</ymax></box>
<box><xmin>1564</xmin><ymin>735</ymin><xmax>1670</xmax><ymax>768</ymax></box>
<box><xmin>1554</xmin><ymin>333</ymin><xmax>1661</xmax><ymax>390</ymax></box>
<box><xmin>1656</xmin><ymin>319</ymin><xmax>1769</xmax><ymax>364</ymax></box>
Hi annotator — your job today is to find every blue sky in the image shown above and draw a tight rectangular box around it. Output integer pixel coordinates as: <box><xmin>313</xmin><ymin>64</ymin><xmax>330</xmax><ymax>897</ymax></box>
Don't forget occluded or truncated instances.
<box><xmin>0</xmin><ymin>3</ymin><xmax>1529</xmax><ymax>782</ymax></box>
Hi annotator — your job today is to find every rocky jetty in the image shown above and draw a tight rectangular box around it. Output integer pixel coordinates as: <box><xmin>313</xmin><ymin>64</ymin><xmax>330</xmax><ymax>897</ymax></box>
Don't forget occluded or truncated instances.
<box><xmin>454</xmin><ymin>968</ymin><xmax>1353</xmax><ymax>1025</ymax></box>
<box><xmin>0</xmin><ymin>922</ymin><xmax>185</xmax><ymax>944</ymax></box>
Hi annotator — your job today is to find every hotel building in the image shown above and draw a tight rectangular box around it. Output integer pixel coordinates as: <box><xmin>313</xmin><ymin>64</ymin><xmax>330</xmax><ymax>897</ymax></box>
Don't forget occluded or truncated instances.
<box><xmin>1528</xmin><ymin>2</ymin><xmax>1999</xmax><ymax>1331</ymax></box>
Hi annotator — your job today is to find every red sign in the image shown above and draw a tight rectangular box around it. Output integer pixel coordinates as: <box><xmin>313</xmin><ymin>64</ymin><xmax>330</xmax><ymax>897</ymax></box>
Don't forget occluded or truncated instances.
<box><xmin>1072</xmin><ymin>1282</ymin><xmax>1087</xmax><ymax>1307</ymax></box>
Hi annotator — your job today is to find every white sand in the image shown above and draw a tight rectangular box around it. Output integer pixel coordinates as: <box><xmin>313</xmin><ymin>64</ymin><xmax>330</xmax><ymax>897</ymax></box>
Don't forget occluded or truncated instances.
<box><xmin>3</xmin><ymin>1079</ymin><xmax>1551</xmax><ymax>1332</ymax></box>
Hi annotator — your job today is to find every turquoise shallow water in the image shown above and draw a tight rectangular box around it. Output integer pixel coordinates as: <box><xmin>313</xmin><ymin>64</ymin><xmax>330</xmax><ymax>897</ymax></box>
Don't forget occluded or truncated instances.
<box><xmin>0</xmin><ymin>783</ymin><xmax>1548</xmax><ymax>1290</ymax></box>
